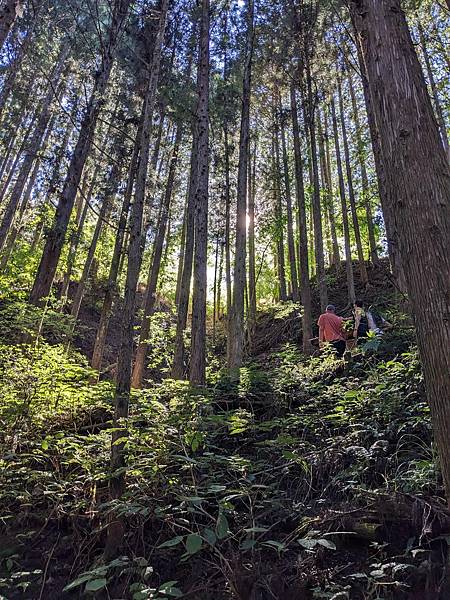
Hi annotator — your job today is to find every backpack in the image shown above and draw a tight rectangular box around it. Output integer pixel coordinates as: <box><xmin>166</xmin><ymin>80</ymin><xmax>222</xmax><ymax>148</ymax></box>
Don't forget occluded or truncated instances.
<box><xmin>369</xmin><ymin>307</ymin><xmax>384</xmax><ymax>329</ymax></box>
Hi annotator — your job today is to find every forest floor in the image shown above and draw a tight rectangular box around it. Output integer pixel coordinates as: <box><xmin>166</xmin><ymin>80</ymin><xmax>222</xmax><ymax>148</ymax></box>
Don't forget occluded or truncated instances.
<box><xmin>0</xmin><ymin>262</ymin><xmax>449</xmax><ymax>600</ymax></box>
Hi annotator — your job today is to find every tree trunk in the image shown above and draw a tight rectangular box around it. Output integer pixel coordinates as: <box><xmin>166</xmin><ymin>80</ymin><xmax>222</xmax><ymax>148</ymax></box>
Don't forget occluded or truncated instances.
<box><xmin>227</xmin><ymin>0</ymin><xmax>254</xmax><ymax>370</ymax></box>
<box><xmin>0</xmin><ymin>113</ymin><xmax>56</xmax><ymax>268</ymax></box>
<box><xmin>60</xmin><ymin>168</ymin><xmax>96</xmax><ymax>304</ymax></box>
<box><xmin>350</xmin><ymin>0</ymin><xmax>450</xmax><ymax>506</ymax></box>
<box><xmin>355</xmin><ymin>35</ymin><xmax>408</xmax><ymax>295</ymax></box>
<box><xmin>273</xmin><ymin>125</ymin><xmax>287</xmax><ymax>302</ymax></box>
<box><xmin>331</xmin><ymin>97</ymin><xmax>356</xmax><ymax>304</ymax></box>
<box><xmin>0</xmin><ymin>48</ymin><xmax>68</xmax><ymax>251</ymax></box>
<box><xmin>131</xmin><ymin>123</ymin><xmax>182</xmax><ymax>388</ymax></box>
<box><xmin>280</xmin><ymin>96</ymin><xmax>299</xmax><ymax>302</ymax></box>
<box><xmin>290</xmin><ymin>85</ymin><xmax>313</xmax><ymax>354</ymax></box>
<box><xmin>247</xmin><ymin>139</ymin><xmax>257</xmax><ymax>350</ymax></box>
<box><xmin>348</xmin><ymin>72</ymin><xmax>379</xmax><ymax>264</ymax></box>
<box><xmin>70</xmin><ymin>152</ymin><xmax>123</xmax><ymax>321</ymax></box>
<box><xmin>223</xmin><ymin>125</ymin><xmax>232</xmax><ymax>320</ymax></box>
<box><xmin>91</xmin><ymin>121</ymin><xmax>141</xmax><ymax>374</ymax></box>
<box><xmin>189</xmin><ymin>0</ymin><xmax>210</xmax><ymax>386</ymax></box>
<box><xmin>106</xmin><ymin>0</ymin><xmax>168</xmax><ymax>560</ymax></box>
<box><xmin>417</xmin><ymin>20</ymin><xmax>450</xmax><ymax>163</ymax></box>
<box><xmin>319</xmin><ymin>108</ymin><xmax>340</xmax><ymax>269</ymax></box>
<box><xmin>306</xmin><ymin>65</ymin><xmax>328</xmax><ymax>311</ymax></box>
<box><xmin>30</xmin><ymin>0</ymin><xmax>131</xmax><ymax>305</ymax></box>
<box><xmin>337</xmin><ymin>76</ymin><xmax>369</xmax><ymax>287</ymax></box>
<box><xmin>0</xmin><ymin>0</ymin><xmax>22</xmax><ymax>53</ymax></box>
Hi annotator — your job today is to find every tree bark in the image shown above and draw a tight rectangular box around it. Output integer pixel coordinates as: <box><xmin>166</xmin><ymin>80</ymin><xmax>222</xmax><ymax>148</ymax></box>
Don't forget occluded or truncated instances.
<box><xmin>350</xmin><ymin>0</ymin><xmax>450</xmax><ymax>506</ymax></box>
<box><xmin>0</xmin><ymin>0</ymin><xmax>22</xmax><ymax>53</ymax></box>
<box><xmin>337</xmin><ymin>76</ymin><xmax>369</xmax><ymax>287</ymax></box>
<box><xmin>189</xmin><ymin>0</ymin><xmax>210</xmax><ymax>386</ymax></box>
<box><xmin>131</xmin><ymin>123</ymin><xmax>182</xmax><ymax>388</ymax></box>
<box><xmin>319</xmin><ymin>108</ymin><xmax>340</xmax><ymax>269</ymax></box>
<box><xmin>280</xmin><ymin>96</ymin><xmax>299</xmax><ymax>302</ymax></box>
<box><xmin>290</xmin><ymin>85</ymin><xmax>313</xmax><ymax>354</ymax></box>
<box><xmin>91</xmin><ymin>121</ymin><xmax>141</xmax><ymax>374</ymax></box>
<box><xmin>30</xmin><ymin>0</ymin><xmax>131</xmax><ymax>305</ymax></box>
<box><xmin>348</xmin><ymin>72</ymin><xmax>379</xmax><ymax>264</ymax></box>
<box><xmin>106</xmin><ymin>0</ymin><xmax>169</xmax><ymax>559</ymax></box>
<box><xmin>355</xmin><ymin>36</ymin><xmax>408</xmax><ymax>295</ymax></box>
<box><xmin>417</xmin><ymin>20</ymin><xmax>450</xmax><ymax>163</ymax></box>
<box><xmin>227</xmin><ymin>0</ymin><xmax>254</xmax><ymax>370</ymax></box>
<box><xmin>273</xmin><ymin>124</ymin><xmax>287</xmax><ymax>302</ymax></box>
<box><xmin>331</xmin><ymin>97</ymin><xmax>356</xmax><ymax>304</ymax></box>
<box><xmin>0</xmin><ymin>47</ymin><xmax>68</xmax><ymax>251</ymax></box>
<box><xmin>247</xmin><ymin>139</ymin><xmax>257</xmax><ymax>350</ymax></box>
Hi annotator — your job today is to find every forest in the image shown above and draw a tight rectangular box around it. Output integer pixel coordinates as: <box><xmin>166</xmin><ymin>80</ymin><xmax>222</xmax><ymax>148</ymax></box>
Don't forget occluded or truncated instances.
<box><xmin>0</xmin><ymin>0</ymin><xmax>449</xmax><ymax>598</ymax></box>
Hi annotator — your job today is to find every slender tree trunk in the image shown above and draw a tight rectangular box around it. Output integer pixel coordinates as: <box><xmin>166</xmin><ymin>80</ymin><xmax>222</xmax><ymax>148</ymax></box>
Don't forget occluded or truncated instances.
<box><xmin>331</xmin><ymin>97</ymin><xmax>356</xmax><ymax>304</ymax></box>
<box><xmin>106</xmin><ymin>0</ymin><xmax>168</xmax><ymax>559</ymax></box>
<box><xmin>417</xmin><ymin>20</ymin><xmax>450</xmax><ymax>163</ymax></box>
<box><xmin>247</xmin><ymin>139</ymin><xmax>257</xmax><ymax>350</ymax></box>
<box><xmin>91</xmin><ymin>122</ymin><xmax>141</xmax><ymax>373</ymax></box>
<box><xmin>131</xmin><ymin>123</ymin><xmax>182</xmax><ymax>388</ymax></box>
<box><xmin>350</xmin><ymin>0</ymin><xmax>450</xmax><ymax>506</ymax></box>
<box><xmin>319</xmin><ymin>108</ymin><xmax>340</xmax><ymax>269</ymax></box>
<box><xmin>306</xmin><ymin>64</ymin><xmax>328</xmax><ymax>311</ymax></box>
<box><xmin>172</xmin><ymin>130</ymin><xmax>197</xmax><ymax>379</ymax></box>
<box><xmin>290</xmin><ymin>85</ymin><xmax>313</xmax><ymax>354</ymax></box>
<box><xmin>30</xmin><ymin>0</ymin><xmax>131</xmax><ymax>305</ymax></box>
<box><xmin>280</xmin><ymin>96</ymin><xmax>299</xmax><ymax>301</ymax></box>
<box><xmin>348</xmin><ymin>73</ymin><xmax>379</xmax><ymax>263</ymax></box>
<box><xmin>0</xmin><ymin>50</ymin><xmax>68</xmax><ymax>251</ymax></box>
<box><xmin>223</xmin><ymin>125</ymin><xmax>232</xmax><ymax>319</ymax></box>
<box><xmin>60</xmin><ymin>168</ymin><xmax>96</xmax><ymax>303</ymax></box>
<box><xmin>228</xmin><ymin>0</ymin><xmax>253</xmax><ymax>370</ymax></box>
<box><xmin>338</xmin><ymin>76</ymin><xmax>369</xmax><ymax>286</ymax></box>
<box><xmin>273</xmin><ymin>126</ymin><xmax>287</xmax><ymax>302</ymax></box>
<box><xmin>0</xmin><ymin>0</ymin><xmax>22</xmax><ymax>53</ymax></box>
<box><xmin>189</xmin><ymin>0</ymin><xmax>210</xmax><ymax>386</ymax></box>
<box><xmin>0</xmin><ymin>113</ymin><xmax>56</xmax><ymax>268</ymax></box>
<box><xmin>70</xmin><ymin>154</ymin><xmax>123</xmax><ymax>320</ymax></box>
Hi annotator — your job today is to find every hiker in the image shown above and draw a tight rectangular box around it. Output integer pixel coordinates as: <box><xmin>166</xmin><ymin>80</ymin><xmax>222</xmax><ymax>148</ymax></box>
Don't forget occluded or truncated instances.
<box><xmin>318</xmin><ymin>304</ymin><xmax>346</xmax><ymax>357</ymax></box>
<box><xmin>367</xmin><ymin>305</ymin><xmax>392</xmax><ymax>336</ymax></box>
<box><xmin>352</xmin><ymin>300</ymin><xmax>369</xmax><ymax>341</ymax></box>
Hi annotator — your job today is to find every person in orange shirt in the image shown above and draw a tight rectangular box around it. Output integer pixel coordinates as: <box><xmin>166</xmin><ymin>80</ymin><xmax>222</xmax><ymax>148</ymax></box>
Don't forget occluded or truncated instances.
<box><xmin>317</xmin><ymin>304</ymin><xmax>346</xmax><ymax>357</ymax></box>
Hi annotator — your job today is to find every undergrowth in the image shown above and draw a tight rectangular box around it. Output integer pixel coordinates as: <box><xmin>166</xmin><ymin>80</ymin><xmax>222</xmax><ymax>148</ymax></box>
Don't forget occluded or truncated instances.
<box><xmin>0</xmin><ymin>319</ymin><xmax>449</xmax><ymax>599</ymax></box>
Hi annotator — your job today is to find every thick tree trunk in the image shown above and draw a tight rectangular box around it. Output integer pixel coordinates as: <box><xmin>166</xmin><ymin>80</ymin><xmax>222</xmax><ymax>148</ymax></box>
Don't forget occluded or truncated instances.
<box><xmin>280</xmin><ymin>97</ymin><xmax>299</xmax><ymax>302</ymax></box>
<box><xmin>0</xmin><ymin>0</ymin><xmax>22</xmax><ymax>53</ymax></box>
<box><xmin>331</xmin><ymin>97</ymin><xmax>356</xmax><ymax>304</ymax></box>
<box><xmin>227</xmin><ymin>0</ymin><xmax>253</xmax><ymax>370</ymax></box>
<box><xmin>131</xmin><ymin>123</ymin><xmax>182</xmax><ymax>388</ymax></box>
<box><xmin>348</xmin><ymin>73</ymin><xmax>379</xmax><ymax>264</ymax></box>
<box><xmin>30</xmin><ymin>0</ymin><xmax>131</xmax><ymax>305</ymax></box>
<box><xmin>290</xmin><ymin>85</ymin><xmax>313</xmax><ymax>354</ymax></box>
<box><xmin>355</xmin><ymin>36</ymin><xmax>408</xmax><ymax>295</ymax></box>
<box><xmin>350</xmin><ymin>0</ymin><xmax>450</xmax><ymax>506</ymax></box>
<box><xmin>189</xmin><ymin>0</ymin><xmax>210</xmax><ymax>386</ymax></box>
<box><xmin>106</xmin><ymin>0</ymin><xmax>168</xmax><ymax>559</ymax></box>
<box><xmin>337</xmin><ymin>76</ymin><xmax>369</xmax><ymax>287</ymax></box>
<box><xmin>223</xmin><ymin>125</ymin><xmax>232</xmax><ymax>319</ymax></box>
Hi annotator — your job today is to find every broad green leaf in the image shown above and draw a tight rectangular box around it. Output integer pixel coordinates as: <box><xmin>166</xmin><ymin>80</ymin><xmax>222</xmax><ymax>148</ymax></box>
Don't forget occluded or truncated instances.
<box><xmin>317</xmin><ymin>539</ymin><xmax>336</xmax><ymax>550</ymax></box>
<box><xmin>85</xmin><ymin>578</ymin><xmax>107</xmax><ymax>592</ymax></box>
<box><xmin>203</xmin><ymin>528</ymin><xmax>217</xmax><ymax>546</ymax></box>
<box><xmin>216</xmin><ymin>513</ymin><xmax>229</xmax><ymax>540</ymax></box>
<box><xmin>185</xmin><ymin>534</ymin><xmax>202</xmax><ymax>555</ymax></box>
<box><xmin>158</xmin><ymin>536</ymin><xmax>184</xmax><ymax>549</ymax></box>
<box><xmin>297</xmin><ymin>538</ymin><xmax>317</xmax><ymax>550</ymax></box>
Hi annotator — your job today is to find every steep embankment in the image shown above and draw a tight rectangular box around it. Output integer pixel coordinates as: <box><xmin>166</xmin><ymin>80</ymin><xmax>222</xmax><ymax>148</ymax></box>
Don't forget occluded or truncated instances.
<box><xmin>0</xmin><ymin>264</ymin><xmax>448</xmax><ymax>600</ymax></box>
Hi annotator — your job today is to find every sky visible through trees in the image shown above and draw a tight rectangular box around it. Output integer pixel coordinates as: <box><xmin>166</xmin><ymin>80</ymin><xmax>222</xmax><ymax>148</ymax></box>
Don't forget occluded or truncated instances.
<box><xmin>0</xmin><ymin>0</ymin><xmax>449</xmax><ymax>596</ymax></box>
